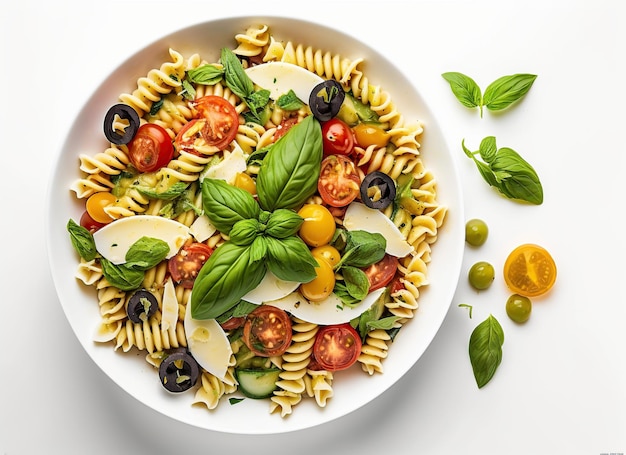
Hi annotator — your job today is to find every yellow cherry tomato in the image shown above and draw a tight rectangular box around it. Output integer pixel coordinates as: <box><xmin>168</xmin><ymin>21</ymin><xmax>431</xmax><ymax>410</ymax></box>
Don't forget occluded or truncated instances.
<box><xmin>503</xmin><ymin>244</ymin><xmax>557</xmax><ymax>297</ymax></box>
<box><xmin>233</xmin><ymin>172</ymin><xmax>257</xmax><ymax>195</ymax></box>
<box><xmin>297</xmin><ymin>204</ymin><xmax>336</xmax><ymax>247</ymax></box>
<box><xmin>352</xmin><ymin>123</ymin><xmax>390</xmax><ymax>148</ymax></box>
<box><xmin>85</xmin><ymin>192</ymin><xmax>117</xmax><ymax>224</ymax></box>
<box><xmin>300</xmin><ymin>258</ymin><xmax>335</xmax><ymax>302</ymax></box>
<box><xmin>311</xmin><ymin>245</ymin><xmax>341</xmax><ymax>268</ymax></box>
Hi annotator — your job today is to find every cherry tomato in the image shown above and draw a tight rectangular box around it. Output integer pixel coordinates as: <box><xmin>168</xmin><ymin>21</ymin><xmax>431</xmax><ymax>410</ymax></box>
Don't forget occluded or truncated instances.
<box><xmin>297</xmin><ymin>204</ymin><xmax>336</xmax><ymax>247</ymax></box>
<box><xmin>503</xmin><ymin>244</ymin><xmax>557</xmax><ymax>297</ymax></box>
<box><xmin>388</xmin><ymin>275</ymin><xmax>405</xmax><ymax>294</ymax></box>
<box><xmin>79</xmin><ymin>210</ymin><xmax>105</xmax><ymax>233</ymax></box>
<box><xmin>363</xmin><ymin>254</ymin><xmax>399</xmax><ymax>292</ymax></box>
<box><xmin>312</xmin><ymin>323</ymin><xmax>362</xmax><ymax>371</ymax></box>
<box><xmin>318</xmin><ymin>155</ymin><xmax>361</xmax><ymax>207</ymax></box>
<box><xmin>85</xmin><ymin>192</ymin><xmax>116</xmax><ymax>224</ymax></box>
<box><xmin>128</xmin><ymin>123</ymin><xmax>174</xmax><ymax>173</ymax></box>
<box><xmin>311</xmin><ymin>245</ymin><xmax>341</xmax><ymax>268</ymax></box>
<box><xmin>175</xmin><ymin>96</ymin><xmax>239</xmax><ymax>153</ymax></box>
<box><xmin>273</xmin><ymin>117</ymin><xmax>298</xmax><ymax>141</ymax></box>
<box><xmin>168</xmin><ymin>243</ymin><xmax>214</xmax><ymax>289</ymax></box>
<box><xmin>233</xmin><ymin>172</ymin><xmax>257</xmax><ymax>195</ymax></box>
<box><xmin>243</xmin><ymin>305</ymin><xmax>293</xmax><ymax>357</ymax></box>
<box><xmin>322</xmin><ymin>118</ymin><xmax>354</xmax><ymax>156</ymax></box>
<box><xmin>352</xmin><ymin>123</ymin><xmax>390</xmax><ymax>148</ymax></box>
<box><xmin>300</xmin><ymin>258</ymin><xmax>335</xmax><ymax>302</ymax></box>
<box><xmin>220</xmin><ymin>316</ymin><xmax>246</xmax><ymax>331</ymax></box>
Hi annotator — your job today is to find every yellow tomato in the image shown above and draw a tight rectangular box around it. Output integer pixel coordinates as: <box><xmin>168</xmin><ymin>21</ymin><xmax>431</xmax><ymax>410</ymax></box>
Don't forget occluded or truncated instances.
<box><xmin>233</xmin><ymin>172</ymin><xmax>257</xmax><ymax>195</ymax></box>
<box><xmin>353</xmin><ymin>123</ymin><xmax>390</xmax><ymax>148</ymax></box>
<box><xmin>311</xmin><ymin>245</ymin><xmax>341</xmax><ymax>268</ymax></box>
<box><xmin>300</xmin><ymin>258</ymin><xmax>335</xmax><ymax>302</ymax></box>
<box><xmin>85</xmin><ymin>192</ymin><xmax>116</xmax><ymax>224</ymax></box>
<box><xmin>503</xmin><ymin>244</ymin><xmax>557</xmax><ymax>297</ymax></box>
<box><xmin>297</xmin><ymin>204</ymin><xmax>336</xmax><ymax>247</ymax></box>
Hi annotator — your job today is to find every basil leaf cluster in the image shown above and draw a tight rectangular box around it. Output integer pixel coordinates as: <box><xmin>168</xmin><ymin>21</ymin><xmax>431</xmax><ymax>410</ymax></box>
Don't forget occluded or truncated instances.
<box><xmin>442</xmin><ymin>72</ymin><xmax>537</xmax><ymax>117</ymax></box>
<box><xmin>462</xmin><ymin>136</ymin><xmax>543</xmax><ymax>205</ymax></box>
<box><xmin>469</xmin><ymin>314</ymin><xmax>505</xmax><ymax>388</ymax></box>
<box><xmin>191</xmin><ymin>116</ymin><xmax>324</xmax><ymax>320</ymax></box>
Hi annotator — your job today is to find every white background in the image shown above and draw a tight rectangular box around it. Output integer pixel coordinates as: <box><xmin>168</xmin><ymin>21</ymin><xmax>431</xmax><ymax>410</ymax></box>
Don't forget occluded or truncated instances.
<box><xmin>2</xmin><ymin>1</ymin><xmax>625</xmax><ymax>454</ymax></box>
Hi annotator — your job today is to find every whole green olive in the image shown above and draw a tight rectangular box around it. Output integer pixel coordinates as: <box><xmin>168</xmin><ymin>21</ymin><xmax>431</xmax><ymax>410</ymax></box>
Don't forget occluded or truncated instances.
<box><xmin>468</xmin><ymin>261</ymin><xmax>495</xmax><ymax>290</ymax></box>
<box><xmin>506</xmin><ymin>294</ymin><xmax>532</xmax><ymax>323</ymax></box>
<box><xmin>465</xmin><ymin>219</ymin><xmax>489</xmax><ymax>247</ymax></box>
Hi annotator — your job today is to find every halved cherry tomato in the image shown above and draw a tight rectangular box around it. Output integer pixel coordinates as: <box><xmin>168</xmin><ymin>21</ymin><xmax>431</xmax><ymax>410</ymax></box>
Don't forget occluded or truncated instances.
<box><xmin>168</xmin><ymin>243</ymin><xmax>214</xmax><ymax>289</ymax></box>
<box><xmin>128</xmin><ymin>123</ymin><xmax>174</xmax><ymax>173</ymax></box>
<box><xmin>85</xmin><ymin>192</ymin><xmax>117</xmax><ymax>224</ymax></box>
<box><xmin>312</xmin><ymin>323</ymin><xmax>362</xmax><ymax>371</ymax></box>
<box><xmin>363</xmin><ymin>254</ymin><xmax>399</xmax><ymax>292</ymax></box>
<box><xmin>175</xmin><ymin>96</ymin><xmax>239</xmax><ymax>153</ymax></box>
<box><xmin>79</xmin><ymin>210</ymin><xmax>105</xmax><ymax>233</ymax></box>
<box><xmin>243</xmin><ymin>305</ymin><xmax>293</xmax><ymax>357</ymax></box>
<box><xmin>503</xmin><ymin>244</ymin><xmax>557</xmax><ymax>297</ymax></box>
<box><xmin>273</xmin><ymin>117</ymin><xmax>298</xmax><ymax>141</ymax></box>
<box><xmin>318</xmin><ymin>155</ymin><xmax>361</xmax><ymax>207</ymax></box>
<box><xmin>322</xmin><ymin>118</ymin><xmax>354</xmax><ymax>156</ymax></box>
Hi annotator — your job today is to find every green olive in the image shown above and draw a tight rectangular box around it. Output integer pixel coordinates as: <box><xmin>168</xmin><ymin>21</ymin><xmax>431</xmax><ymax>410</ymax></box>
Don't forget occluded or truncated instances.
<box><xmin>468</xmin><ymin>261</ymin><xmax>495</xmax><ymax>290</ymax></box>
<box><xmin>465</xmin><ymin>219</ymin><xmax>489</xmax><ymax>247</ymax></box>
<box><xmin>506</xmin><ymin>294</ymin><xmax>532</xmax><ymax>323</ymax></box>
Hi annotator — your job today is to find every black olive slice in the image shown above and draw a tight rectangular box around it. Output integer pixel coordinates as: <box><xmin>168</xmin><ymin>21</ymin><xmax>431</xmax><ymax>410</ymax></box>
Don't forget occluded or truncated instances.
<box><xmin>158</xmin><ymin>351</ymin><xmax>200</xmax><ymax>393</ymax></box>
<box><xmin>309</xmin><ymin>80</ymin><xmax>345</xmax><ymax>122</ymax></box>
<box><xmin>126</xmin><ymin>289</ymin><xmax>158</xmax><ymax>323</ymax></box>
<box><xmin>360</xmin><ymin>171</ymin><xmax>397</xmax><ymax>210</ymax></box>
<box><xmin>103</xmin><ymin>104</ymin><xmax>140</xmax><ymax>145</ymax></box>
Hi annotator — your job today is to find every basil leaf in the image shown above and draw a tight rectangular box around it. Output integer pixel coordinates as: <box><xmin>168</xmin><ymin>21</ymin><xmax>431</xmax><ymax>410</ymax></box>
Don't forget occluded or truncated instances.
<box><xmin>469</xmin><ymin>314</ymin><xmax>504</xmax><ymax>388</ymax></box>
<box><xmin>341</xmin><ymin>266</ymin><xmax>370</xmax><ymax>302</ymax></box>
<box><xmin>221</xmin><ymin>48</ymin><xmax>254</xmax><ymax>100</ymax></box>
<box><xmin>256</xmin><ymin>115</ymin><xmax>323</xmax><ymax>211</ymax></box>
<box><xmin>100</xmin><ymin>258</ymin><xmax>145</xmax><ymax>292</ymax></box>
<box><xmin>338</xmin><ymin>230</ymin><xmax>386</xmax><ymax>268</ymax></box>
<box><xmin>135</xmin><ymin>182</ymin><xmax>189</xmax><ymax>200</ymax></box>
<box><xmin>245</xmin><ymin>89</ymin><xmax>271</xmax><ymax>124</ymax></box>
<box><xmin>201</xmin><ymin>178</ymin><xmax>260</xmax><ymax>234</ymax></box>
<box><xmin>191</xmin><ymin>242</ymin><xmax>266</xmax><ymax>320</ymax></box>
<box><xmin>462</xmin><ymin>137</ymin><xmax>543</xmax><ymax>205</ymax></box>
<box><xmin>229</xmin><ymin>219</ymin><xmax>262</xmax><ymax>246</ymax></box>
<box><xmin>478</xmin><ymin>136</ymin><xmax>498</xmax><ymax>164</ymax></box>
<box><xmin>367</xmin><ymin>315</ymin><xmax>402</xmax><ymax>331</ymax></box>
<box><xmin>67</xmin><ymin>219</ymin><xmax>97</xmax><ymax>261</ymax></box>
<box><xmin>265</xmin><ymin>209</ymin><xmax>303</xmax><ymax>239</ymax></box>
<box><xmin>180</xmin><ymin>79</ymin><xmax>196</xmax><ymax>101</ymax></box>
<box><xmin>264</xmin><ymin>236</ymin><xmax>318</xmax><ymax>283</ymax></box>
<box><xmin>277</xmin><ymin>90</ymin><xmax>305</xmax><ymax>111</ymax></box>
<box><xmin>124</xmin><ymin>237</ymin><xmax>169</xmax><ymax>270</ymax></box>
<box><xmin>357</xmin><ymin>289</ymin><xmax>387</xmax><ymax>338</ymax></box>
<box><xmin>333</xmin><ymin>282</ymin><xmax>362</xmax><ymax>307</ymax></box>
<box><xmin>248</xmin><ymin>236</ymin><xmax>268</xmax><ymax>263</ymax></box>
<box><xmin>441</xmin><ymin>72</ymin><xmax>482</xmax><ymax>111</ymax></box>
<box><xmin>483</xmin><ymin>74</ymin><xmax>537</xmax><ymax>112</ymax></box>
<box><xmin>186</xmin><ymin>64</ymin><xmax>224</xmax><ymax>85</ymax></box>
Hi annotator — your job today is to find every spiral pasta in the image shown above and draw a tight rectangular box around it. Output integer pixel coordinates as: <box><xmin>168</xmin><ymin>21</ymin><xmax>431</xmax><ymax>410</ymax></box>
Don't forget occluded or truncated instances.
<box><xmin>70</xmin><ymin>23</ymin><xmax>447</xmax><ymax>419</ymax></box>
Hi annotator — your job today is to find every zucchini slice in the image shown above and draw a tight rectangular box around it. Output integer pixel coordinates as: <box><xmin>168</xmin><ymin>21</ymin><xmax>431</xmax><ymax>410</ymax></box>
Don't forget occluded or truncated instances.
<box><xmin>235</xmin><ymin>368</ymin><xmax>281</xmax><ymax>399</ymax></box>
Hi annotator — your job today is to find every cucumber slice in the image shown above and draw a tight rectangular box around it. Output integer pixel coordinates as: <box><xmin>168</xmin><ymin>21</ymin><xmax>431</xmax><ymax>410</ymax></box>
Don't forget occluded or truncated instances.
<box><xmin>235</xmin><ymin>368</ymin><xmax>281</xmax><ymax>399</ymax></box>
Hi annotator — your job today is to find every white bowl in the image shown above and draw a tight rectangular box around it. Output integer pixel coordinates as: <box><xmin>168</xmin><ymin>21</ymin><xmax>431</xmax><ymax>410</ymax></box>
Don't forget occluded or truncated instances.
<box><xmin>46</xmin><ymin>16</ymin><xmax>464</xmax><ymax>434</ymax></box>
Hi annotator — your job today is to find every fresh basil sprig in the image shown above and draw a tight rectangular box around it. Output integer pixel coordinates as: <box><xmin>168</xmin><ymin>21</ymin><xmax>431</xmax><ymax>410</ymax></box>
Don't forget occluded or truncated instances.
<box><xmin>201</xmin><ymin>179</ymin><xmax>261</xmax><ymax>234</ymax></box>
<box><xmin>442</xmin><ymin>72</ymin><xmax>537</xmax><ymax>117</ymax></box>
<box><xmin>67</xmin><ymin>219</ymin><xmax>97</xmax><ymax>261</ymax></box>
<box><xmin>462</xmin><ymin>136</ymin><xmax>543</xmax><ymax>205</ymax></box>
<box><xmin>221</xmin><ymin>48</ymin><xmax>270</xmax><ymax>125</ymax></box>
<box><xmin>469</xmin><ymin>314</ymin><xmax>505</xmax><ymax>388</ymax></box>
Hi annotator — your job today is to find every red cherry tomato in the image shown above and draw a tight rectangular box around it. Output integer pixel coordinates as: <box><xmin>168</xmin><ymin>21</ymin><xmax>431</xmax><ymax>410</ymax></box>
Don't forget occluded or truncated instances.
<box><xmin>363</xmin><ymin>254</ymin><xmax>399</xmax><ymax>292</ymax></box>
<box><xmin>79</xmin><ymin>210</ymin><xmax>105</xmax><ymax>233</ymax></box>
<box><xmin>318</xmin><ymin>155</ymin><xmax>361</xmax><ymax>207</ymax></box>
<box><xmin>312</xmin><ymin>323</ymin><xmax>362</xmax><ymax>371</ymax></box>
<box><xmin>128</xmin><ymin>123</ymin><xmax>174</xmax><ymax>173</ymax></box>
<box><xmin>243</xmin><ymin>305</ymin><xmax>293</xmax><ymax>357</ymax></box>
<box><xmin>175</xmin><ymin>96</ymin><xmax>239</xmax><ymax>153</ymax></box>
<box><xmin>322</xmin><ymin>118</ymin><xmax>354</xmax><ymax>156</ymax></box>
<box><xmin>220</xmin><ymin>317</ymin><xmax>246</xmax><ymax>331</ymax></box>
<box><xmin>273</xmin><ymin>117</ymin><xmax>299</xmax><ymax>141</ymax></box>
<box><xmin>168</xmin><ymin>243</ymin><xmax>213</xmax><ymax>289</ymax></box>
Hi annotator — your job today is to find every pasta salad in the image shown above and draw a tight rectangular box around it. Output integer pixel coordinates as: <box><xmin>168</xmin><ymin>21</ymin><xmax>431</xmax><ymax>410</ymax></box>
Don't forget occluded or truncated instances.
<box><xmin>67</xmin><ymin>23</ymin><xmax>446</xmax><ymax>418</ymax></box>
